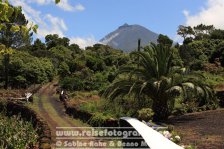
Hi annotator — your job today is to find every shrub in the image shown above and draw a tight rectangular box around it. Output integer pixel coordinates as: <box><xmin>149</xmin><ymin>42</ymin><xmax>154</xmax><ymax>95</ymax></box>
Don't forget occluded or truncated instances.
<box><xmin>85</xmin><ymin>55</ymin><xmax>105</xmax><ymax>72</ymax></box>
<box><xmin>3</xmin><ymin>51</ymin><xmax>56</xmax><ymax>88</ymax></box>
<box><xmin>60</xmin><ymin>76</ymin><xmax>84</xmax><ymax>91</ymax></box>
<box><xmin>79</xmin><ymin>101</ymin><xmax>99</xmax><ymax>113</ymax></box>
<box><xmin>90</xmin><ymin>72</ymin><xmax>109</xmax><ymax>93</ymax></box>
<box><xmin>89</xmin><ymin>112</ymin><xmax>112</xmax><ymax>127</ymax></box>
<box><xmin>0</xmin><ymin>113</ymin><xmax>38</xmax><ymax>148</ymax></box>
<box><xmin>200</xmin><ymin>71</ymin><xmax>224</xmax><ymax>86</ymax></box>
<box><xmin>137</xmin><ymin>108</ymin><xmax>154</xmax><ymax>121</ymax></box>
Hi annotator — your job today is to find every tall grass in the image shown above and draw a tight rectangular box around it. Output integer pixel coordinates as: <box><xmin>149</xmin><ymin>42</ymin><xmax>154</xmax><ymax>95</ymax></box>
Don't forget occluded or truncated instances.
<box><xmin>0</xmin><ymin>113</ymin><xmax>38</xmax><ymax>148</ymax></box>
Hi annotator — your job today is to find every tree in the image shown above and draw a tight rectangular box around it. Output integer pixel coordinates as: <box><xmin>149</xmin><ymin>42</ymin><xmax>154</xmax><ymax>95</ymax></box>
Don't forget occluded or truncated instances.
<box><xmin>210</xmin><ymin>41</ymin><xmax>224</xmax><ymax>67</ymax></box>
<box><xmin>178</xmin><ymin>24</ymin><xmax>215</xmax><ymax>42</ymax></box>
<box><xmin>85</xmin><ymin>54</ymin><xmax>105</xmax><ymax>72</ymax></box>
<box><xmin>179</xmin><ymin>38</ymin><xmax>222</xmax><ymax>69</ymax></box>
<box><xmin>58</xmin><ymin>61</ymin><xmax>70</xmax><ymax>77</ymax></box>
<box><xmin>32</xmin><ymin>39</ymin><xmax>46</xmax><ymax>51</ymax></box>
<box><xmin>210</xmin><ymin>29</ymin><xmax>224</xmax><ymax>40</ymax></box>
<box><xmin>0</xmin><ymin>10</ymin><xmax>31</xmax><ymax>48</ymax></box>
<box><xmin>0</xmin><ymin>1</ymin><xmax>37</xmax><ymax>89</ymax></box>
<box><xmin>0</xmin><ymin>2</ymin><xmax>38</xmax><ymax>41</ymax></box>
<box><xmin>0</xmin><ymin>0</ymin><xmax>62</xmax><ymax>88</ymax></box>
<box><xmin>193</xmin><ymin>24</ymin><xmax>214</xmax><ymax>40</ymax></box>
<box><xmin>69</xmin><ymin>43</ymin><xmax>82</xmax><ymax>54</ymax></box>
<box><xmin>55</xmin><ymin>0</ymin><xmax>61</xmax><ymax>3</ymax></box>
<box><xmin>170</xmin><ymin>47</ymin><xmax>183</xmax><ymax>67</ymax></box>
<box><xmin>103</xmin><ymin>43</ymin><xmax>214</xmax><ymax>121</ymax></box>
<box><xmin>45</xmin><ymin>34</ymin><xmax>70</xmax><ymax>49</ymax></box>
<box><xmin>6</xmin><ymin>51</ymin><xmax>55</xmax><ymax>88</ymax></box>
<box><xmin>49</xmin><ymin>45</ymin><xmax>73</xmax><ymax>67</ymax></box>
<box><xmin>177</xmin><ymin>25</ymin><xmax>194</xmax><ymax>41</ymax></box>
<box><xmin>28</xmin><ymin>38</ymin><xmax>52</xmax><ymax>58</ymax></box>
<box><xmin>157</xmin><ymin>34</ymin><xmax>173</xmax><ymax>47</ymax></box>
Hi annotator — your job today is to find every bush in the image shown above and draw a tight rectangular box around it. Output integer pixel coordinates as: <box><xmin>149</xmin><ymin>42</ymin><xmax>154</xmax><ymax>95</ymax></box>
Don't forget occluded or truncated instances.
<box><xmin>201</xmin><ymin>71</ymin><xmax>224</xmax><ymax>86</ymax></box>
<box><xmin>79</xmin><ymin>101</ymin><xmax>99</xmax><ymax>113</ymax></box>
<box><xmin>1</xmin><ymin>51</ymin><xmax>56</xmax><ymax>88</ymax></box>
<box><xmin>85</xmin><ymin>55</ymin><xmax>105</xmax><ymax>72</ymax></box>
<box><xmin>60</xmin><ymin>76</ymin><xmax>84</xmax><ymax>91</ymax></box>
<box><xmin>173</xmin><ymin>99</ymin><xmax>219</xmax><ymax>116</ymax></box>
<box><xmin>0</xmin><ymin>113</ymin><xmax>38</xmax><ymax>148</ymax></box>
<box><xmin>137</xmin><ymin>108</ymin><xmax>154</xmax><ymax>121</ymax></box>
<box><xmin>90</xmin><ymin>72</ymin><xmax>109</xmax><ymax>93</ymax></box>
<box><xmin>58</xmin><ymin>62</ymin><xmax>70</xmax><ymax>77</ymax></box>
<box><xmin>89</xmin><ymin>112</ymin><xmax>112</xmax><ymax>127</ymax></box>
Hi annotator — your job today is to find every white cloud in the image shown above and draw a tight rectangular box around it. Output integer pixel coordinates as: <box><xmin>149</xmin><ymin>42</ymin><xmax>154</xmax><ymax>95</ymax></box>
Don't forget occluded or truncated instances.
<box><xmin>183</xmin><ymin>10</ymin><xmax>189</xmax><ymax>17</ymax></box>
<box><xmin>184</xmin><ymin>0</ymin><xmax>224</xmax><ymax>29</ymax></box>
<box><xmin>70</xmin><ymin>36</ymin><xmax>97</xmax><ymax>49</ymax></box>
<box><xmin>57</xmin><ymin>0</ymin><xmax>85</xmax><ymax>12</ymax></box>
<box><xmin>57</xmin><ymin>0</ymin><xmax>74</xmax><ymax>11</ymax></box>
<box><xmin>27</xmin><ymin>0</ymin><xmax>51</xmax><ymax>5</ymax></box>
<box><xmin>74</xmin><ymin>4</ymin><xmax>85</xmax><ymax>11</ymax></box>
<box><xmin>38</xmin><ymin>14</ymin><xmax>68</xmax><ymax>37</ymax></box>
<box><xmin>173</xmin><ymin>34</ymin><xmax>183</xmax><ymax>44</ymax></box>
<box><xmin>27</xmin><ymin>0</ymin><xmax>85</xmax><ymax>12</ymax></box>
<box><xmin>10</xmin><ymin>0</ymin><xmax>68</xmax><ymax>38</ymax></box>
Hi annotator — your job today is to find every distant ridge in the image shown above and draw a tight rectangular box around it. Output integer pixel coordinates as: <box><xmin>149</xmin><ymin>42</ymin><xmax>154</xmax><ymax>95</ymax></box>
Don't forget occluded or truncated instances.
<box><xmin>100</xmin><ymin>23</ymin><xmax>159</xmax><ymax>52</ymax></box>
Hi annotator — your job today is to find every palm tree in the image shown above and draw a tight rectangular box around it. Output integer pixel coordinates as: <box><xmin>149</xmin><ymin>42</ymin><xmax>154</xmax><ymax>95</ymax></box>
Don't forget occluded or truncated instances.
<box><xmin>103</xmin><ymin>43</ymin><xmax>215</xmax><ymax>121</ymax></box>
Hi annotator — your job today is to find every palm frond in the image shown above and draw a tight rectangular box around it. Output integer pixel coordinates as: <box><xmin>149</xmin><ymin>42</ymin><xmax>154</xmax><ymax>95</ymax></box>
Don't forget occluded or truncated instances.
<box><xmin>139</xmin><ymin>81</ymin><xmax>148</xmax><ymax>95</ymax></box>
<box><xmin>131</xmin><ymin>51</ymin><xmax>158</xmax><ymax>77</ymax></box>
<box><xmin>118</xmin><ymin>66</ymin><xmax>154</xmax><ymax>81</ymax></box>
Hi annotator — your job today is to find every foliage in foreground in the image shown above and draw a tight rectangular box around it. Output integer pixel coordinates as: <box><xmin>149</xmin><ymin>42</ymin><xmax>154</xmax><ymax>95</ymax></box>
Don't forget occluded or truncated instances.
<box><xmin>0</xmin><ymin>113</ymin><xmax>38</xmax><ymax>148</ymax></box>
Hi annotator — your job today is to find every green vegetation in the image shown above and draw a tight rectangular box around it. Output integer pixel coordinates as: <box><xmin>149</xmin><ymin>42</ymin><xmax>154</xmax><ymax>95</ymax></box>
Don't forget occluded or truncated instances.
<box><xmin>75</xmin><ymin>26</ymin><xmax>224</xmax><ymax>123</ymax></box>
<box><xmin>0</xmin><ymin>14</ymin><xmax>222</xmax><ymax>123</ymax></box>
<box><xmin>0</xmin><ymin>51</ymin><xmax>55</xmax><ymax>88</ymax></box>
<box><xmin>0</xmin><ymin>112</ymin><xmax>37</xmax><ymax>148</ymax></box>
<box><xmin>103</xmin><ymin>43</ymin><xmax>215</xmax><ymax>121</ymax></box>
<box><xmin>0</xmin><ymin>1</ymin><xmax>38</xmax><ymax>89</ymax></box>
<box><xmin>1</xmin><ymin>2</ymin><xmax>224</xmax><ymax>148</ymax></box>
<box><xmin>58</xmin><ymin>44</ymin><xmax>128</xmax><ymax>93</ymax></box>
<box><xmin>89</xmin><ymin>112</ymin><xmax>113</xmax><ymax>127</ymax></box>
<box><xmin>137</xmin><ymin>108</ymin><xmax>154</xmax><ymax>121</ymax></box>
<box><xmin>1</xmin><ymin>0</ymin><xmax>224</xmax><ymax>124</ymax></box>
<box><xmin>177</xmin><ymin>24</ymin><xmax>224</xmax><ymax>69</ymax></box>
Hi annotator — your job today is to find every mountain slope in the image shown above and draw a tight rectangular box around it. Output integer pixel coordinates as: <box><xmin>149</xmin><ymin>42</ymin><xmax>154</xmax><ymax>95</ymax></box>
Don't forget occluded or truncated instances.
<box><xmin>100</xmin><ymin>23</ymin><xmax>159</xmax><ymax>52</ymax></box>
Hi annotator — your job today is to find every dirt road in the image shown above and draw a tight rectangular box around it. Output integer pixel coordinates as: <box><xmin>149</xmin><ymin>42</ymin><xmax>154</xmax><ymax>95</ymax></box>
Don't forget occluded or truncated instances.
<box><xmin>31</xmin><ymin>82</ymin><xmax>93</xmax><ymax>148</ymax></box>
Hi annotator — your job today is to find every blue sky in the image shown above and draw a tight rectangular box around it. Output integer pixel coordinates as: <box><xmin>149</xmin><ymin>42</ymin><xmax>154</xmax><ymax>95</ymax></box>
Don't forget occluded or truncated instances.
<box><xmin>10</xmin><ymin>0</ymin><xmax>224</xmax><ymax>48</ymax></box>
